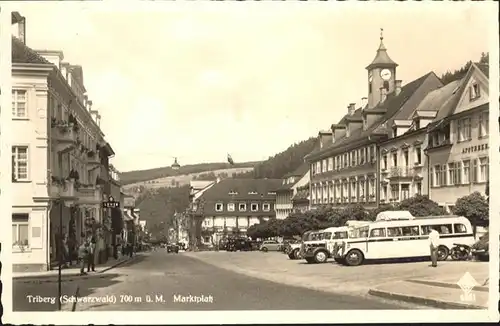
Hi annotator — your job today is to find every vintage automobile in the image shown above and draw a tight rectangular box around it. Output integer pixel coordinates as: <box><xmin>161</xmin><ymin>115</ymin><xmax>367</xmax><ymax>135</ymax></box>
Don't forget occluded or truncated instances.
<box><xmin>302</xmin><ymin>227</ymin><xmax>349</xmax><ymax>264</ymax></box>
<box><xmin>259</xmin><ymin>240</ymin><xmax>282</xmax><ymax>252</ymax></box>
<box><xmin>284</xmin><ymin>240</ymin><xmax>302</xmax><ymax>260</ymax></box>
<box><xmin>226</xmin><ymin>237</ymin><xmax>252</xmax><ymax>251</ymax></box>
<box><xmin>166</xmin><ymin>243</ymin><xmax>179</xmax><ymax>253</ymax></box>
<box><xmin>471</xmin><ymin>232</ymin><xmax>489</xmax><ymax>261</ymax></box>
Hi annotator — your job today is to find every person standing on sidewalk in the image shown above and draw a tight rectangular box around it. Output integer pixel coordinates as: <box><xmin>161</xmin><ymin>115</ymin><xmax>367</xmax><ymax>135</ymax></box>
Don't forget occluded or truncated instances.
<box><xmin>429</xmin><ymin>227</ymin><xmax>440</xmax><ymax>267</ymax></box>
<box><xmin>87</xmin><ymin>235</ymin><xmax>96</xmax><ymax>272</ymax></box>
<box><xmin>78</xmin><ymin>241</ymin><xmax>89</xmax><ymax>276</ymax></box>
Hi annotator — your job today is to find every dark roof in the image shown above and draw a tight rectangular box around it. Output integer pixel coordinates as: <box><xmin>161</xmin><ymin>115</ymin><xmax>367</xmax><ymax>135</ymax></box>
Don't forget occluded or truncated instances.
<box><xmin>200</xmin><ymin>178</ymin><xmax>282</xmax><ymax>202</ymax></box>
<box><xmin>12</xmin><ymin>36</ymin><xmax>51</xmax><ymax>65</ymax></box>
<box><xmin>284</xmin><ymin>162</ymin><xmax>309</xmax><ymax>178</ymax></box>
<box><xmin>307</xmin><ymin>72</ymin><xmax>436</xmax><ymax>160</ymax></box>
<box><xmin>366</xmin><ymin>39</ymin><xmax>398</xmax><ymax>70</ymax></box>
<box><xmin>12</xmin><ymin>12</ymin><xmax>24</xmax><ymax>24</ymax></box>
<box><xmin>476</xmin><ymin>63</ymin><xmax>489</xmax><ymax>78</ymax></box>
<box><xmin>70</xmin><ymin>65</ymin><xmax>86</xmax><ymax>92</ymax></box>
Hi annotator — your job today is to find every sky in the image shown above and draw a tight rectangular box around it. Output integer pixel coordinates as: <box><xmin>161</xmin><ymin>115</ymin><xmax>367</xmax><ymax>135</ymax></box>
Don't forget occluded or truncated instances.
<box><xmin>10</xmin><ymin>1</ymin><xmax>495</xmax><ymax>172</ymax></box>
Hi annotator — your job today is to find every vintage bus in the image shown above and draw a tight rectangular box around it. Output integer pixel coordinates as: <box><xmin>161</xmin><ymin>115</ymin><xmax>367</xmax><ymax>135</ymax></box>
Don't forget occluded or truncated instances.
<box><xmin>333</xmin><ymin>215</ymin><xmax>474</xmax><ymax>266</ymax></box>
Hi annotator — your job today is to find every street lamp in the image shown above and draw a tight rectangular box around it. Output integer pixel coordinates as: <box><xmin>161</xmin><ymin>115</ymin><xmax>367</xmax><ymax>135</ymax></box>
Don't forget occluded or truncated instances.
<box><xmin>54</xmin><ymin>196</ymin><xmax>75</xmax><ymax>311</ymax></box>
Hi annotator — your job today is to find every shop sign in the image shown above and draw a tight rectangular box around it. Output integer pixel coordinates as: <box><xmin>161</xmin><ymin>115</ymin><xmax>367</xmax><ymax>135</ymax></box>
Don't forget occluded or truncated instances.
<box><xmin>462</xmin><ymin>143</ymin><xmax>488</xmax><ymax>154</ymax></box>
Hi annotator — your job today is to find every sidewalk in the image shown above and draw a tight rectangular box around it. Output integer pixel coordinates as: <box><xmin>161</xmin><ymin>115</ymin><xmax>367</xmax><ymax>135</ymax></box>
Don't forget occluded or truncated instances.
<box><xmin>369</xmin><ymin>271</ymin><xmax>490</xmax><ymax>309</ymax></box>
<box><xmin>13</xmin><ymin>253</ymin><xmax>141</xmax><ymax>284</ymax></box>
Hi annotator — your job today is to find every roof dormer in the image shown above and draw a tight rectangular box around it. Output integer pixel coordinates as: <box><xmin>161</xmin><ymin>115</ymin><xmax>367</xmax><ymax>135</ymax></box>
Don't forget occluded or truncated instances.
<box><xmin>318</xmin><ymin>130</ymin><xmax>332</xmax><ymax>149</ymax></box>
<box><xmin>331</xmin><ymin>124</ymin><xmax>346</xmax><ymax>144</ymax></box>
<box><xmin>391</xmin><ymin>120</ymin><xmax>412</xmax><ymax>138</ymax></box>
<box><xmin>345</xmin><ymin>103</ymin><xmax>362</xmax><ymax>137</ymax></box>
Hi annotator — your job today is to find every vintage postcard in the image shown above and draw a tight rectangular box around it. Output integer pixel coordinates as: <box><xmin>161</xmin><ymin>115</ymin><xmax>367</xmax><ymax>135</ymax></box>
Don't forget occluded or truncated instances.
<box><xmin>0</xmin><ymin>0</ymin><xmax>499</xmax><ymax>324</ymax></box>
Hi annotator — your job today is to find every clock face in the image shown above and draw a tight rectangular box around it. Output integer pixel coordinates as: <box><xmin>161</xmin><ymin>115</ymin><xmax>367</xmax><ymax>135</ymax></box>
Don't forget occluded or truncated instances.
<box><xmin>380</xmin><ymin>69</ymin><xmax>392</xmax><ymax>80</ymax></box>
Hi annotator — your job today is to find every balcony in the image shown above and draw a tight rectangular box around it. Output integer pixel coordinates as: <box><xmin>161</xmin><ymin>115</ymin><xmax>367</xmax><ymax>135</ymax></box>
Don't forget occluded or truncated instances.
<box><xmin>51</xmin><ymin>120</ymin><xmax>78</xmax><ymax>154</ymax></box>
<box><xmin>77</xmin><ymin>183</ymin><xmax>103</xmax><ymax>205</ymax></box>
<box><xmin>49</xmin><ymin>177</ymin><xmax>77</xmax><ymax>199</ymax></box>
<box><xmin>389</xmin><ymin>166</ymin><xmax>413</xmax><ymax>179</ymax></box>
<box><xmin>86</xmin><ymin>151</ymin><xmax>101</xmax><ymax>166</ymax></box>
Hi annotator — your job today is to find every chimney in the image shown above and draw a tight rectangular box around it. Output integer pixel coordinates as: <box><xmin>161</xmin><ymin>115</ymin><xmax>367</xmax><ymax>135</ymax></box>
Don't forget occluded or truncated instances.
<box><xmin>380</xmin><ymin>87</ymin><xmax>387</xmax><ymax>103</ymax></box>
<box><xmin>90</xmin><ymin>109</ymin><xmax>100</xmax><ymax>126</ymax></box>
<box><xmin>83</xmin><ymin>94</ymin><xmax>88</xmax><ymax>107</ymax></box>
<box><xmin>348</xmin><ymin>103</ymin><xmax>356</xmax><ymax>115</ymax></box>
<box><xmin>87</xmin><ymin>100</ymin><xmax>93</xmax><ymax>112</ymax></box>
<box><xmin>395</xmin><ymin>80</ymin><xmax>402</xmax><ymax>96</ymax></box>
<box><xmin>18</xmin><ymin>16</ymin><xmax>26</xmax><ymax>44</ymax></box>
<box><xmin>361</xmin><ymin>97</ymin><xmax>368</xmax><ymax>108</ymax></box>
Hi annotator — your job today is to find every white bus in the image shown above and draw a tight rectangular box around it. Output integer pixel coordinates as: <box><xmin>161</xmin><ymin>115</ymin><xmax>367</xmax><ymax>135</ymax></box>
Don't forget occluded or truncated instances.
<box><xmin>333</xmin><ymin>215</ymin><xmax>474</xmax><ymax>266</ymax></box>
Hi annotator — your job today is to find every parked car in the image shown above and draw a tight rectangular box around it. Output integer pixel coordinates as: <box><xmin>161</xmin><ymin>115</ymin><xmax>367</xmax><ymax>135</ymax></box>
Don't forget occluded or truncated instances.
<box><xmin>227</xmin><ymin>238</ymin><xmax>252</xmax><ymax>251</ymax></box>
<box><xmin>166</xmin><ymin>243</ymin><xmax>179</xmax><ymax>253</ymax></box>
<box><xmin>284</xmin><ymin>240</ymin><xmax>302</xmax><ymax>260</ymax></box>
<box><xmin>471</xmin><ymin>232</ymin><xmax>489</xmax><ymax>261</ymax></box>
<box><xmin>259</xmin><ymin>240</ymin><xmax>282</xmax><ymax>252</ymax></box>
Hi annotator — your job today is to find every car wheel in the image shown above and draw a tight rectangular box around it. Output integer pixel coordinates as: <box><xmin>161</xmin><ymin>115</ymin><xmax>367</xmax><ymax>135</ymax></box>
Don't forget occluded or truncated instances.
<box><xmin>314</xmin><ymin>250</ymin><xmax>328</xmax><ymax>264</ymax></box>
<box><xmin>292</xmin><ymin>248</ymin><xmax>300</xmax><ymax>260</ymax></box>
<box><xmin>345</xmin><ymin>249</ymin><xmax>364</xmax><ymax>266</ymax></box>
<box><xmin>437</xmin><ymin>245</ymin><xmax>449</xmax><ymax>261</ymax></box>
<box><xmin>261</xmin><ymin>247</ymin><xmax>268</xmax><ymax>252</ymax></box>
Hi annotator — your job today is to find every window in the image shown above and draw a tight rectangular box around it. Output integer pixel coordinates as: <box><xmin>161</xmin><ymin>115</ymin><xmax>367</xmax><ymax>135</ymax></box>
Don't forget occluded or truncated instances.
<box><xmin>453</xmin><ymin>224</ymin><xmax>467</xmax><ymax>234</ymax></box>
<box><xmin>311</xmin><ymin>164</ymin><xmax>316</xmax><ymax>176</ymax></box>
<box><xmin>227</xmin><ymin>203</ymin><xmax>235</xmax><ymax>212</ymax></box>
<box><xmin>448</xmin><ymin>162</ymin><xmax>456</xmax><ymax>185</ymax></box>
<box><xmin>457</xmin><ymin>118</ymin><xmax>472</xmax><ymax>142</ymax></box>
<box><xmin>12</xmin><ymin>146</ymin><xmax>28</xmax><ymax>181</ymax></box>
<box><xmin>402</xmin><ymin>226</ymin><xmax>419</xmax><ymax>236</ymax></box>
<box><xmin>469</xmin><ymin>83</ymin><xmax>481</xmax><ymax>100</ymax></box>
<box><xmin>392</xmin><ymin>153</ymin><xmax>398</xmax><ymax>167</ymax></box>
<box><xmin>387</xmin><ymin>227</ymin><xmax>402</xmax><ymax>237</ymax></box>
<box><xmin>414</xmin><ymin>118</ymin><xmax>421</xmax><ymax>130</ymax></box>
<box><xmin>462</xmin><ymin>160</ymin><xmax>470</xmax><ymax>184</ymax></box>
<box><xmin>248</xmin><ymin>191</ymin><xmax>258</xmax><ymax>195</ymax></box>
<box><xmin>478</xmin><ymin>111</ymin><xmax>489</xmax><ymax>137</ymax></box>
<box><xmin>316</xmin><ymin>161</ymin><xmax>321</xmax><ymax>174</ymax></box>
<box><xmin>382</xmin><ymin>155</ymin><xmax>388</xmax><ymax>170</ymax></box>
<box><xmin>328</xmin><ymin>157</ymin><xmax>333</xmax><ymax>171</ymax></box>
<box><xmin>12</xmin><ymin>214</ymin><xmax>29</xmax><ymax>248</ymax></box>
<box><xmin>262</xmin><ymin>203</ymin><xmax>271</xmax><ymax>212</ymax></box>
<box><xmin>415</xmin><ymin>146</ymin><xmax>422</xmax><ymax>165</ymax></box>
<box><xmin>322</xmin><ymin>159</ymin><xmax>327</xmax><ymax>173</ymax></box>
<box><xmin>390</xmin><ymin>184</ymin><xmax>399</xmax><ymax>201</ymax></box>
<box><xmin>215</xmin><ymin>203</ymin><xmax>223</xmax><ymax>212</ymax></box>
<box><xmin>228</xmin><ymin>191</ymin><xmax>238</xmax><ymax>195</ymax></box>
<box><xmin>239</xmin><ymin>203</ymin><xmax>247</xmax><ymax>211</ymax></box>
<box><xmin>433</xmin><ymin>164</ymin><xmax>446</xmax><ymax>186</ymax></box>
<box><xmin>401</xmin><ymin>184</ymin><xmax>410</xmax><ymax>200</ymax></box>
<box><xmin>479</xmin><ymin>157</ymin><xmax>489</xmax><ymax>182</ymax></box>
<box><xmin>393</xmin><ymin>126</ymin><xmax>398</xmax><ymax>137</ymax></box>
<box><xmin>471</xmin><ymin>159</ymin><xmax>478</xmax><ymax>182</ymax></box>
<box><xmin>12</xmin><ymin>90</ymin><xmax>27</xmax><ymax>118</ymax></box>
<box><xmin>438</xmin><ymin>224</ymin><xmax>452</xmax><ymax>234</ymax></box>
<box><xmin>251</xmin><ymin>203</ymin><xmax>259</xmax><ymax>212</ymax></box>
<box><xmin>403</xmin><ymin>150</ymin><xmax>409</xmax><ymax>166</ymax></box>
<box><xmin>203</xmin><ymin>219</ymin><xmax>210</xmax><ymax>226</ymax></box>
<box><xmin>370</xmin><ymin>228</ymin><xmax>386</xmax><ymax>238</ymax></box>
<box><xmin>350</xmin><ymin>180</ymin><xmax>356</xmax><ymax>200</ymax></box>
<box><xmin>415</xmin><ymin>182</ymin><xmax>422</xmax><ymax>195</ymax></box>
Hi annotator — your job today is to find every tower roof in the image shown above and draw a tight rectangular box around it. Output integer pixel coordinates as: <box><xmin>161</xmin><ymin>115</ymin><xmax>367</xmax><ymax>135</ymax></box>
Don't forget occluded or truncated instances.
<box><xmin>366</xmin><ymin>28</ymin><xmax>398</xmax><ymax>70</ymax></box>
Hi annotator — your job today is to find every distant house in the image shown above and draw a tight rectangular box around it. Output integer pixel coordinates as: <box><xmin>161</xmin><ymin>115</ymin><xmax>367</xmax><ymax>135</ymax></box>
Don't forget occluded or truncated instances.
<box><xmin>196</xmin><ymin>178</ymin><xmax>281</xmax><ymax>244</ymax></box>
<box><xmin>274</xmin><ymin>163</ymin><xmax>310</xmax><ymax>219</ymax></box>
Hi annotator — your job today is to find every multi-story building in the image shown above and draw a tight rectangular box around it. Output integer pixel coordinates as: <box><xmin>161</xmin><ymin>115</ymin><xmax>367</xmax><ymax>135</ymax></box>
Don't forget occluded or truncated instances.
<box><xmin>11</xmin><ymin>14</ymin><xmax>115</xmax><ymax>271</ymax></box>
<box><xmin>197</xmin><ymin>178</ymin><xmax>281</xmax><ymax>244</ymax></box>
<box><xmin>427</xmin><ymin>63</ymin><xmax>489</xmax><ymax>212</ymax></box>
<box><xmin>378</xmin><ymin>79</ymin><xmax>462</xmax><ymax>204</ymax></box>
<box><xmin>305</xmin><ymin>32</ymin><xmax>442</xmax><ymax>209</ymax></box>
<box><xmin>274</xmin><ymin>163</ymin><xmax>310</xmax><ymax>219</ymax></box>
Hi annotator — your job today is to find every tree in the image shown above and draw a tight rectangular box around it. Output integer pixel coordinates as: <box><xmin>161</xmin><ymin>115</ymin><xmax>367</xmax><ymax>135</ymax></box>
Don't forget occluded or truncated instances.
<box><xmin>452</xmin><ymin>192</ymin><xmax>489</xmax><ymax>237</ymax></box>
<box><xmin>396</xmin><ymin>194</ymin><xmax>446</xmax><ymax>217</ymax></box>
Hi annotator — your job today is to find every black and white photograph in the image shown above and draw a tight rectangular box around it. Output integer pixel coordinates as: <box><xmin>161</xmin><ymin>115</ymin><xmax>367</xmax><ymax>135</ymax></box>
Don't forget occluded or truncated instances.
<box><xmin>1</xmin><ymin>1</ymin><xmax>499</xmax><ymax>324</ymax></box>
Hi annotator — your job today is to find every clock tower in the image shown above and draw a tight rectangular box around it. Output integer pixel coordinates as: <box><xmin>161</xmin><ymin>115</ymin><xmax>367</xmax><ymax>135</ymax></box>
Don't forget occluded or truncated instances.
<box><xmin>366</xmin><ymin>28</ymin><xmax>398</xmax><ymax>109</ymax></box>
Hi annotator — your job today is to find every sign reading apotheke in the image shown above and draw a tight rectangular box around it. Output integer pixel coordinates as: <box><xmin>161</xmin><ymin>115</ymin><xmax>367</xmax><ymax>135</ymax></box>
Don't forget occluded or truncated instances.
<box><xmin>462</xmin><ymin>143</ymin><xmax>488</xmax><ymax>154</ymax></box>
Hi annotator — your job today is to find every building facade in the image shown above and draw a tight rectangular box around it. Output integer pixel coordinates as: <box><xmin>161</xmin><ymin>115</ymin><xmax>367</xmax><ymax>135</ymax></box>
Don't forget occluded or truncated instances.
<box><xmin>274</xmin><ymin>163</ymin><xmax>310</xmax><ymax>219</ymax></box>
<box><xmin>305</xmin><ymin>33</ymin><xmax>442</xmax><ymax>210</ymax></box>
<box><xmin>427</xmin><ymin>63</ymin><xmax>489</xmax><ymax>211</ymax></box>
<box><xmin>11</xmin><ymin>14</ymin><xmax>115</xmax><ymax>271</ymax></box>
<box><xmin>291</xmin><ymin>183</ymin><xmax>310</xmax><ymax>213</ymax></box>
<box><xmin>378</xmin><ymin>79</ymin><xmax>462</xmax><ymax>204</ymax></box>
<box><xmin>196</xmin><ymin>179</ymin><xmax>281</xmax><ymax>244</ymax></box>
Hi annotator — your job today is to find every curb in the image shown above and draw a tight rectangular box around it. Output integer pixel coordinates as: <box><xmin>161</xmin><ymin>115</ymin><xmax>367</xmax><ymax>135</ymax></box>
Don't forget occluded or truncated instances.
<box><xmin>14</xmin><ymin>255</ymin><xmax>139</xmax><ymax>285</ymax></box>
<box><xmin>407</xmin><ymin>279</ymin><xmax>489</xmax><ymax>293</ymax></box>
<box><xmin>368</xmin><ymin>288</ymin><xmax>486</xmax><ymax>309</ymax></box>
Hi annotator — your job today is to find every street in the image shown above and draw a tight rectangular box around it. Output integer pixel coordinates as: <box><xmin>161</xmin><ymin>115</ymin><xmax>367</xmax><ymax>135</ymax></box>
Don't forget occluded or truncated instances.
<box><xmin>14</xmin><ymin>250</ymin><xmax>412</xmax><ymax>311</ymax></box>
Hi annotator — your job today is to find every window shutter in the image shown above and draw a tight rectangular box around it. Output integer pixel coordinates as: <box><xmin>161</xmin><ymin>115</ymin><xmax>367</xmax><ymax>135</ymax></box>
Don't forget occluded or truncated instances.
<box><xmin>472</xmin><ymin>159</ymin><xmax>478</xmax><ymax>182</ymax></box>
<box><xmin>430</xmin><ymin>167</ymin><xmax>434</xmax><ymax>186</ymax></box>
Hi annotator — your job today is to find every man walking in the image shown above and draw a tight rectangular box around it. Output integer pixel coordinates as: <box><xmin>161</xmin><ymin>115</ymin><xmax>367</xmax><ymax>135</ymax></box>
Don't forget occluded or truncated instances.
<box><xmin>87</xmin><ymin>235</ymin><xmax>96</xmax><ymax>272</ymax></box>
<box><xmin>429</xmin><ymin>227</ymin><xmax>440</xmax><ymax>267</ymax></box>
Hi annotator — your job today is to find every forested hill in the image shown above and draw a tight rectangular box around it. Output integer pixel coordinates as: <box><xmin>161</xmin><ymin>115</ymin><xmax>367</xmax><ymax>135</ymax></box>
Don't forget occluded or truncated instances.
<box><xmin>440</xmin><ymin>52</ymin><xmax>489</xmax><ymax>84</ymax></box>
<box><xmin>119</xmin><ymin>161</ymin><xmax>259</xmax><ymax>185</ymax></box>
<box><xmin>233</xmin><ymin>137</ymin><xmax>318</xmax><ymax>179</ymax></box>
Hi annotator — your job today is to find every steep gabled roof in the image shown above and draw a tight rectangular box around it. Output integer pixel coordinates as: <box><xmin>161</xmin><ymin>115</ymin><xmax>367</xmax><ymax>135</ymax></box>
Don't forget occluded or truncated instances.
<box><xmin>306</xmin><ymin>72</ymin><xmax>436</xmax><ymax>160</ymax></box>
<box><xmin>476</xmin><ymin>63</ymin><xmax>489</xmax><ymax>78</ymax></box>
<box><xmin>200</xmin><ymin>178</ymin><xmax>282</xmax><ymax>202</ymax></box>
<box><xmin>12</xmin><ymin>36</ymin><xmax>51</xmax><ymax>65</ymax></box>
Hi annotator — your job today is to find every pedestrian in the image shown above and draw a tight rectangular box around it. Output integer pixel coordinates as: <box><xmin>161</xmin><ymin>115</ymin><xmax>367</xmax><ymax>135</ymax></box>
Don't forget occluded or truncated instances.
<box><xmin>62</xmin><ymin>233</ymin><xmax>70</xmax><ymax>268</ymax></box>
<box><xmin>429</xmin><ymin>227</ymin><xmax>440</xmax><ymax>267</ymax></box>
<box><xmin>87</xmin><ymin>235</ymin><xmax>96</xmax><ymax>272</ymax></box>
<box><xmin>78</xmin><ymin>241</ymin><xmax>89</xmax><ymax>276</ymax></box>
